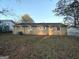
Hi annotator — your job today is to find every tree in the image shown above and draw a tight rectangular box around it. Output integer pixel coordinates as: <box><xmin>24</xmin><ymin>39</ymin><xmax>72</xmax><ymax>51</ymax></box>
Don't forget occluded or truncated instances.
<box><xmin>0</xmin><ymin>0</ymin><xmax>21</xmax><ymax>16</ymax></box>
<box><xmin>64</xmin><ymin>16</ymin><xmax>74</xmax><ymax>26</ymax></box>
<box><xmin>21</xmin><ymin>14</ymin><xmax>34</xmax><ymax>23</ymax></box>
<box><xmin>54</xmin><ymin>0</ymin><xmax>79</xmax><ymax>27</ymax></box>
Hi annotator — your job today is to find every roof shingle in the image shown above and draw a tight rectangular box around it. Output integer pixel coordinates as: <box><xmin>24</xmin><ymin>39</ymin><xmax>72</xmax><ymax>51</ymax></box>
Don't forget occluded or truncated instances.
<box><xmin>15</xmin><ymin>23</ymin><xmax>67</xmax><ymax>27</ymax></box>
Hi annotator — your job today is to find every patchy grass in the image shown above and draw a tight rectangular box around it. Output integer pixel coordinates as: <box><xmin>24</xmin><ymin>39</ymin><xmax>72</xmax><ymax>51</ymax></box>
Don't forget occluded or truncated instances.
<box><xmin>0</xmin><ymin>34</ymin><xmax>79</xmax><ymax>59</ymax></box>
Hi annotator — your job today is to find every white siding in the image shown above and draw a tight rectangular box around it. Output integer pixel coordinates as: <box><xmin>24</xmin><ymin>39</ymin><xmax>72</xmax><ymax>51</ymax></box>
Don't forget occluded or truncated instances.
<box><xmin>67</xmin><ymin>27</ymin><xmax>79</xmax><ymax>36</ymax></box>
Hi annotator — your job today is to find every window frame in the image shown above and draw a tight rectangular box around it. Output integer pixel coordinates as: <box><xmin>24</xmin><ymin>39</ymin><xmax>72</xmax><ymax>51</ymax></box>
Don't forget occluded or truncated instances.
<box><xmin>57</xmin><ymin>26</ymin><xmax>60</xmax><ymax>31</ymax></box>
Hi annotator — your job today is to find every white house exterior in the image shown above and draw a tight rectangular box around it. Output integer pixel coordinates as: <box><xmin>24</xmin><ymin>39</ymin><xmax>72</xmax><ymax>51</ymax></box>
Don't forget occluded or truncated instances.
<box><xmin>0</xmin><ymin>20</ymin><xmax>15</xmax><ymax>31</ymax></box>
<box><xmin>67</xmin><ymin>26</ymin><xmax>79</xmax><ymax>36</ymax></box>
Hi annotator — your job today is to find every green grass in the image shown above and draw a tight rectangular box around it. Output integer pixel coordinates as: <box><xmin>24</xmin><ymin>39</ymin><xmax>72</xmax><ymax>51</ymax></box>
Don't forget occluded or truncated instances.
<box><xmin>0</xmin><ymin>33</ymin><xmax>79</xmax><ymax>59</ymax></box>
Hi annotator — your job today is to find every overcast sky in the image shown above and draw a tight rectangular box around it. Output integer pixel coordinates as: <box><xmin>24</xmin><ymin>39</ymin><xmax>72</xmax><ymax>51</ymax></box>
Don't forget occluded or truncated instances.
<box><xmin>0</xmin><ymin>0</ymin><xmax>64</xmax><ymax>23</ymax></box>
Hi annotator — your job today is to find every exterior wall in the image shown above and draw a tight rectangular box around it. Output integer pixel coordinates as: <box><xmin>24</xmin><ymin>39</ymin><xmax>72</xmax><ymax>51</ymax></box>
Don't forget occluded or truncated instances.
<box><xmin>13</xmin><ymin>26</ymin><xmax>25</xmax><ymax>34</ymax></box>
<box><xmin>67</xmin><ymin>27</ymin><xmax>79</xmax><ymax>36</ymax></box>
<box><xmin>24</xmin><ymin>26</ymin><xmax>33</xmax><ymax>34</ymax></box>
<box><xmin>48</xmin><ymin>26</ymin><xmax>67</xmax><ymax>35</ymax></box>
<box><xmin>60</xmin><ymin>27</ymin><xmax>67</xmax><ymax>35</ymax></box>
<box><xmin>13</xmin><ymin>25</ymin><xmax>67</xmax><ymax>35</ymax></box>
<box><xmin>32</xmin><ymin>26</ymin><xmax>48</xmax><ymax>35</ymax></box>
<box><xmin>0</xmin><ymin>20</ymin><xmax>15</xmax><ymax>31</ymax></box>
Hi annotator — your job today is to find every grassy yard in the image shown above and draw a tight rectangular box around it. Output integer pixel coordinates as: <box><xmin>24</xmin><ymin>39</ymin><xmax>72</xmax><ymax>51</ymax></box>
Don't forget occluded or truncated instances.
<box><xmin>0</xmin><ymin>33</ymin><xmax>79</xmax><ymax>59</ymax></box>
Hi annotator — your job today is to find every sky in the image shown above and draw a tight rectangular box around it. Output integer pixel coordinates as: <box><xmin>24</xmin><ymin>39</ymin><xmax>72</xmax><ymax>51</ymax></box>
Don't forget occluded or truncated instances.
<box><xmin>0</xmin><ymin>0</ymin><xmax>64</xmax><ymax>23</ymax></box>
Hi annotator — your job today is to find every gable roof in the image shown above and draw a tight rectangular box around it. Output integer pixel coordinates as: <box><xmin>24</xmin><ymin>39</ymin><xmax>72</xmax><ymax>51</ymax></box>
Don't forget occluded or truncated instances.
<box><xmin>15</xmin><ymin>23</ymin><xmax>67</xmax><ymax>27</ymax></box>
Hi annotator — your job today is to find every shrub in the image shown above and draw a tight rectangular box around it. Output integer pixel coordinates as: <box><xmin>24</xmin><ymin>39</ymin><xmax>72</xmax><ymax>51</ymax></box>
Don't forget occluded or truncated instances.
<box><xmin>17</xmin><ymin>32</ymin><xmax>23</xmax><ymax>35</ymax></box>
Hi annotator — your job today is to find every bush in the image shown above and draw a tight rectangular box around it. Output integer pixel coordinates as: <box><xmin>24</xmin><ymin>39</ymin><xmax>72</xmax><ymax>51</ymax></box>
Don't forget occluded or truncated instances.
<box><xmin>17</xmin><ymin>32</ymin><xmax>23</xmax><ymax>35</ymax></box>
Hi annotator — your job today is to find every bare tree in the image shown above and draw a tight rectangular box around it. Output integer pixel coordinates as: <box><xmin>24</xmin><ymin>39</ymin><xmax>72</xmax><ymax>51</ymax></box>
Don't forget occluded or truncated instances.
<box><xmin>64</xmin><ymin>16</ymin><xmax>74</xmax><ymax>26</ymax></box>
<box><xmin>54</xmin><ymin>0</ymin><xmax>79</xmax><ymax>27</ymax></box>
<box><xmin>0</xmin><ymin>0</ymin><xmax>21</xmax><ymax>16</ymax></box>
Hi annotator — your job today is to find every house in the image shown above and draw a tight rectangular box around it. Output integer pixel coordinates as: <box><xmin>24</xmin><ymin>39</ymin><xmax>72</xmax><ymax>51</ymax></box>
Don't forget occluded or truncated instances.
<box><xmin>13</xmin><ymin>23</ymin><xmax>67</xmax><ymax>35</ymax></box>
<box><xmin>0</xmin><ymin>20</ymin><xmax>15</xmax><ymax>32</ymax></box>
<box><xmin>67</xmin><ymin>26</ymin><xmax>79</xmax><ymax>36</ymax></box>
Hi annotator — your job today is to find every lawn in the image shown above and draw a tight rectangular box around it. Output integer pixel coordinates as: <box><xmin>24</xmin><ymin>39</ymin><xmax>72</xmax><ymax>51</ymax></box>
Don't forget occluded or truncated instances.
<box><xmin>0</xmin><ymin>33</ymin><xmax>79</xmax><ymax>59</ymax></box>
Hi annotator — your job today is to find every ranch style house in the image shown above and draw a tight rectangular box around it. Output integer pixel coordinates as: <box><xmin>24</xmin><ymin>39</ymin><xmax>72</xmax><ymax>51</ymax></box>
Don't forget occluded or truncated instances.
<box><xmin>13</xmin><ymin>23</ymin><xmax>67</xmax><ymax>35</ymax></box>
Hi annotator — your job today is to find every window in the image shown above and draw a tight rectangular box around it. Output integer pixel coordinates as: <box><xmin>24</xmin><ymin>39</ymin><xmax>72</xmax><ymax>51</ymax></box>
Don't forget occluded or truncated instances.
<box><xmin>38</xmin><ymin>26</ymin><xmax>44</xmax><ymax>30</ymax></box>
<box><xmin>50</xmin><ymin>26</ymin><xmax>52</xmax><ymax>29</ymax></box>
<box><xmin>57</xmin><ymin>27</ymin><xmax>60</xmax><ymax>31</ymax></box>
